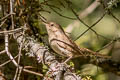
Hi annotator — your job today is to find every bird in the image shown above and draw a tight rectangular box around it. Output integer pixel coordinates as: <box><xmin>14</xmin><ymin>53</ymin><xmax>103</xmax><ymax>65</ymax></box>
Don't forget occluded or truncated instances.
<box><xmin>44</xmin><ymin>22</ymin><xmax>111</xmax><ymax>63</ymax></box>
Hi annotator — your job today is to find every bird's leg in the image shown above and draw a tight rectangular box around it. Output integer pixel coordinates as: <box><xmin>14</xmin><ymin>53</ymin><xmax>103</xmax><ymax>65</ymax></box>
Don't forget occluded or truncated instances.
<box><xmin>57</xmin><ymin>56</ymin><xmax>73</xmax><ymax>69</ymax></box>
<box><xmin>63</xmin><ymin>56</ymin><xmax>73</xmax><ymax>64</ymax></box>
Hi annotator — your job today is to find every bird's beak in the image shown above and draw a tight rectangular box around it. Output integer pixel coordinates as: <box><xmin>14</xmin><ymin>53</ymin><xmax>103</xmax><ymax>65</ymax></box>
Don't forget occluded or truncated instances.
<box><xmin>42</xmin><ymin>21</ymin><xmax>48</xmax><ymax>25</ymax></box>
<box><xmin>42</xmin><ymin>21</ymin><xmax>49</xmax><ymax>28</ymax></box>
<box><xmin>39</xmin><ymin>16</ymin><xmax>49</xmax><ymax>26</ymax></box>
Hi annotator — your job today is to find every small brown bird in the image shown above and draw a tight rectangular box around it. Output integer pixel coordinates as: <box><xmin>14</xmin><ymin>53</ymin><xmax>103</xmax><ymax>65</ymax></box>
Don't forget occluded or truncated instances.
<box><xmin>44</xmin><ymin>22</ymin><xmax>110</xmax><ymax>63</ymax></box>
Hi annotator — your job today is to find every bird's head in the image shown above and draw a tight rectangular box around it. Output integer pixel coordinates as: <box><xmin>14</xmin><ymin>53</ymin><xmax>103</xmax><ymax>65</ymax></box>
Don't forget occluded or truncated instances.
<box><xmin>44</xmin><ymin>22</ymin><xmax>64</xmax><ymax>34</ymax></box>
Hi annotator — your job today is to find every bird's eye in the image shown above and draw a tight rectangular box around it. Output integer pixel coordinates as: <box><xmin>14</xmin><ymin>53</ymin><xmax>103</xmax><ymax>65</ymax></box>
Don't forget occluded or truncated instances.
<box><xmin>50</xmin><ymin>23</ymin><xmax>54</xmax><ymax>26</ymax></box>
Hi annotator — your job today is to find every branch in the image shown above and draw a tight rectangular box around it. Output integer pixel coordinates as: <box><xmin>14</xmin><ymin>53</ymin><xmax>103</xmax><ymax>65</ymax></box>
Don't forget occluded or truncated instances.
<box><xmin>0</xmin><ymin>50</ymin><xmax>6</xmax><ymax>55</ymax></box>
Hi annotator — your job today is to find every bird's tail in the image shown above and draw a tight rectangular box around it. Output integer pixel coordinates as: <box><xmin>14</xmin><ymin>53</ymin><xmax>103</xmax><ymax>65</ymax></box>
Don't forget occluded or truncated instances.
<box><xmin>79</xmin><ymin>48</ymin><xmax>111</xmax><ymax>59</ymax></box>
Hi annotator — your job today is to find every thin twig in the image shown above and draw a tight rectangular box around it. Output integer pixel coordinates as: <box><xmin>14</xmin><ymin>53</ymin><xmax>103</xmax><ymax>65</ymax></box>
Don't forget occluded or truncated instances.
<box><xmin>0</xmin><ymin>19</ymin><xmax>7</xmax><ymax>28</ymax></box>
<box><xmin>0</xmin><ymin>50</ymin><xmax>6</xmax><ymax>55</ymax></box>
<box><xmin>14</xmin><ymin>67</ymin><xmax>19</xmax><ymax>80</ymax></box>
<box><xmin>0</xmin><ymin>13</ymin><xmax>15</xmax><ymax>21</ymax></box>
<box><xmin>10</xmin><ymin>0</ymin><xmax>15</xmax><ymax>30</ymax></box>
<box><xmin>109</xmin><ymin>11</ymin><xmax>120</xmax><ymax>23</ymax></box>
<box><xmin>0</xmin><ymin>28</ymin><xmax>23</xmax><ymax>34</ymax></box>
<box><xmin>17</xmin><ymin>67</ymin><xmax>22</xmax><ymax>80</ymax></box>
<box><xmin>4</xmin><ymin>29</ymin><xmax>18</xmax><ymax>67</ymax></box>
<box><xmin>0</xmin><ymin>55</ymin><xmax>19</xmax><ymax>67</ymax></box>
<box><xmin>14</xmin><ymin>30</ymin><xmax>25</xmax><ymax>80</ymax></box>
<box><xmin>23</xmin><ymin>68</ymin><xmax>43</xmax><ymax>77</ymax></box>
